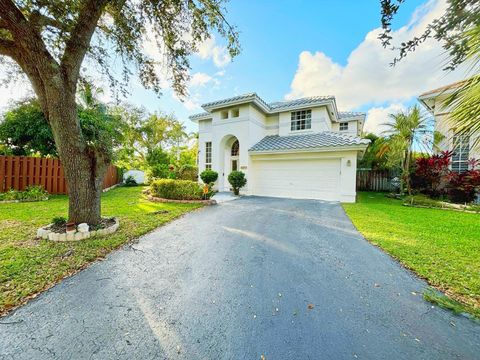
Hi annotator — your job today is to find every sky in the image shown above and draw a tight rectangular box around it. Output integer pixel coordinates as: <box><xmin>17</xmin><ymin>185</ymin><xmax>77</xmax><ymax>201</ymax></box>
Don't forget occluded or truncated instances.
<box><xmin>0</xmin><ymin>0</ymin><xmax>470</xmax><ymax>135</ymax></box>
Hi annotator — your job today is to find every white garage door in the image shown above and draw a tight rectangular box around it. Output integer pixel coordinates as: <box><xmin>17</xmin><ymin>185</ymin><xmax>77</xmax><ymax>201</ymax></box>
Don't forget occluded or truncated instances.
<box><xmin>251</xmin><ymin>158</ymin><xmax>341</xmax><ymax>201</ymax></box>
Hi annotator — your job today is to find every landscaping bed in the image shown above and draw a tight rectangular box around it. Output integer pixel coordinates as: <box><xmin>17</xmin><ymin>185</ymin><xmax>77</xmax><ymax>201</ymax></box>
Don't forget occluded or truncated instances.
<box><xmin>147</xmin><ymin>194</ymin><xmax>216</xmax><ymax>205</ymax></box>
<box><xmin>343</xmin><ymin>192</ymin><xmax>480</xmax><ymax>318</ymax></box>
<box><xmin>37</xmin><ymin>217</ymin><xmax>119</xmax><ymax>241</ymax></box>
<box><xmin>0</xmin><ymin>186</ymin><xmax>202</xmax><ymax>316</ymax></box>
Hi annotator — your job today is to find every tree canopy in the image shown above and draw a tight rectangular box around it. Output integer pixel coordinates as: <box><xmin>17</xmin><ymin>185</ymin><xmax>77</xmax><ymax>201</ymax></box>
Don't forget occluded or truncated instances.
<box><xmin>379</xmin><ymin>0</ymin><xmax>479</xmax><ymax>70</ymax></box>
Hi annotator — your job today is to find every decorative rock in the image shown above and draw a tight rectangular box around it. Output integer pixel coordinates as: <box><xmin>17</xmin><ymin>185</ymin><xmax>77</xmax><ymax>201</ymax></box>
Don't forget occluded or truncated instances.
<box><xmin>78</xmin><ymin>223</ymin><xmax>89</xmax><ymax>233</ymax></box>
<box><xmin>38</xmin><ymin>218</ymin><xmax>119</xmax><ymax>242</ymax></box>
<box><xmin>37</xmin><ymin>227</ymin><xmax>50</xmax><ymax>238</ymax></box>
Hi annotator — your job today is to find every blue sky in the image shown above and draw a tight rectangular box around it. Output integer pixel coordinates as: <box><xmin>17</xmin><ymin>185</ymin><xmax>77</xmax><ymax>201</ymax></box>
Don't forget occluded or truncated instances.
<box><xmin>0</xmin><ymin>0</ymin><xmax>468</xmax><ymax>134</ymax></box>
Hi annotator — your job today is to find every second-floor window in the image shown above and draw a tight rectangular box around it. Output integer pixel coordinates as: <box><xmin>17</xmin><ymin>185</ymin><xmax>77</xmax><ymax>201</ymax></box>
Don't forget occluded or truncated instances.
<box><xmin>291</xmin><ymin>110</ymin><xmax>312</xmax><ymax>131</ymax></box>
<box><xmin>451</xmin><ymin>135</ymin><xmax>469</xmax><ymax>173</ymax></box>
<box><xmin>205</xmin><ymin>142</ymin><xmax>212</xmax><ymax>169</ymax></box>
<box><xmin>339</xmin><ymin>122</ymin><xmax>349</xmax><ymax>131</ymax></box>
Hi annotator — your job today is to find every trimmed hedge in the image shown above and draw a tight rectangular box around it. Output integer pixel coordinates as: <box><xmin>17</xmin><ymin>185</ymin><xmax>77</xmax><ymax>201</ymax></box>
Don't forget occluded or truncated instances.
<box><xmin>150</xmin><ymin>179</ymin><xmax>203</xmax><ymax>200</ymax></box>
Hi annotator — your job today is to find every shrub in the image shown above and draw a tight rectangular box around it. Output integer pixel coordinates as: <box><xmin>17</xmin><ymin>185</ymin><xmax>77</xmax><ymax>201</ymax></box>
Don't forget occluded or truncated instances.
<box><xmin>177</xmin><ymin>164</ymin><xmax>198</xmax><ymax>181</ymax></box>
<box><xmin>228</xmin><ymin>170</ymin><xmax>247</xmax><ymax>195</ymax></box>
<box><xmin>412</xmin><ymin>151</ymin><xmax>452</xmax><ymax>198</ymax></box>
<box><xmin>52</xmin><ymin>216</ymin><xmax>67</xmax><ymax>226</ymax></box>
<box><xmin>200</xmin><ymin>169</ymin><xmax>218</xmax><ymax>184</ymax></box>
<box><xmin>447</xmin><ymin>169</ymin><xmax>480</xmax><ymax>203</ymax></box>
<box><xmin>124</xmin><ymin>175</ymin><xmax>137</xmax><ymax>187</ymax></box>
<box><xmin>150</xmin><ymin>179</ymin><xmax>205</xmax><ymax>200</ymax></box>
<box><xmin>0</xmin><ymin>185</ymin><xmax>48</xmax><ymax>202</ymax></box>
<box><xmin>23</xmin><ymin>185</ymin><xmax>48</xmax><ymax>200</ymax></box>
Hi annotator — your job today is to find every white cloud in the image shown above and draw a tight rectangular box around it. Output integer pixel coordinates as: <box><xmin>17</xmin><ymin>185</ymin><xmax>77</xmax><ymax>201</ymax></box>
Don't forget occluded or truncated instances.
<box><xmin>189</xmin><ymin>72</ymin><xmax>215</xmax><ymax>87</ymax></box>
<box><xmin>196</xmin><ymin>36</ymin><xmax>231</xmax><ymax>68</ymax></box>
<box><xmin>364</xmin><ymin>103</ymin><xmax>407</xmax><ymax>135</ymax></box>
<box><xmin>286</xmin><ymin>0</ymin><xmax>468</xmax><ymax>114</ymax></box>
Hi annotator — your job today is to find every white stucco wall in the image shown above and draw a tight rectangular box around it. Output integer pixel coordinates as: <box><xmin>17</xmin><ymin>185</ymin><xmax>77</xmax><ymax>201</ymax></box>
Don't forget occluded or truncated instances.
<box><xmin>278</xmin><ymin>106</ymin><xmax>331</xmax><ymax>136</ymax></box>
<box><xmin>331</xmin><ymin>120</ymin><xmax>359</xmax><ymax>135</ymax></box>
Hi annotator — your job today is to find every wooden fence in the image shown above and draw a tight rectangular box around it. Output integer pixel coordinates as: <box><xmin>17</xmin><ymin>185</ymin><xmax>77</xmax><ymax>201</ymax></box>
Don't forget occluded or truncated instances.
<box><xmin>357</xmin><ymin>169</ymin><xmax>395</xmax><ymax>192</ymax></box>
<box><xmin>0</xmin><ymin>156</ymin><xmax>121</xmax><ymax>194</ymax></box>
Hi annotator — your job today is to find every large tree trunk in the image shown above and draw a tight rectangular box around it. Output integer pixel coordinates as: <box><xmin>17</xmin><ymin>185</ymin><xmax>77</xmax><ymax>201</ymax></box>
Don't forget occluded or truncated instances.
<box><xmin>46</xmin><ymin>87</ymin><xmax>108</xmax><ymax>225</ymax></box>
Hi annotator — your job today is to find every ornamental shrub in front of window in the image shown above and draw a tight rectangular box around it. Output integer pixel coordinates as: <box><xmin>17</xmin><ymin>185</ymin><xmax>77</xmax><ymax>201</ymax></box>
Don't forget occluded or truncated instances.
<box><xmin>200</xmin><ymin>169</ymin><xmax>218</xmax><ymax>184</ymax></box>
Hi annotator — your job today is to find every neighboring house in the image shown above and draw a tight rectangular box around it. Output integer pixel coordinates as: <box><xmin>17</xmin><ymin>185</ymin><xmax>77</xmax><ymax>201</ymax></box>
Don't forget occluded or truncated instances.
<box><xmin>189</xmin><ymin>93</ymin><xmax>369</xmax><ymax>202</ymax></box>
<box><xmin>418</xmin><ymin>81</ymin><xmax>480</xmax><ymax>172</ymax></box>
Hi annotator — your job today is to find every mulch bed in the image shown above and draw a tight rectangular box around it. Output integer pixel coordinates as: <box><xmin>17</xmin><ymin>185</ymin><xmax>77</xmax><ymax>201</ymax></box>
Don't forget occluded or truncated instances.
<box><xmin>47</xmin><ymin>217</ymin><xmax>116</xmax><ymax>233</ymax></box>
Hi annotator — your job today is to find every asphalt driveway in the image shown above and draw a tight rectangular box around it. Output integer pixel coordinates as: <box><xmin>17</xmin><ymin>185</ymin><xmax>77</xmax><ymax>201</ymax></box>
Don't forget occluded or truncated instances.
<box><xmin>1</xmin><ymin>196</ymin><xmax>479</xmax><ymax>359</ymax></box>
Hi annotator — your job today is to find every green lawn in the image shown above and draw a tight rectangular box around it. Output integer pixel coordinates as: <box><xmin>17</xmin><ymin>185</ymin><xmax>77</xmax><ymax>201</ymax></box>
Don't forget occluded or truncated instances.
<box><xmin>0</xmin><ymin>186</ymin><xmax>202</xmax><ymax>315</ymax></box>
<box><xmin>343</xmin><ymin>192</ymin><xmax>480</xmax><ymax>317</ymax></box>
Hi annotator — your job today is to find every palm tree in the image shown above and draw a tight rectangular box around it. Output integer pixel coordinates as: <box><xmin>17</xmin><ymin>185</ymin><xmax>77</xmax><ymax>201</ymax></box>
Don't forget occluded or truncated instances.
<box><xmin>445</xmin><ymin>25</ymin><xmax>480</xmax><ymax>147</ymax></box>
<box><xmin>382</xmin><ymin>105</ymin><xmax>429</xmax><ymax>194</ymax></box>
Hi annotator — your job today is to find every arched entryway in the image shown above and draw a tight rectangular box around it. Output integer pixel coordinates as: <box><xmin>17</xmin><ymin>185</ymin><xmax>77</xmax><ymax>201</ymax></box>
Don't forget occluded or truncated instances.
<box><xmin>219</xmin><ymin>135</ymin><xmax>240</xmax><ymax>191</ymax></box>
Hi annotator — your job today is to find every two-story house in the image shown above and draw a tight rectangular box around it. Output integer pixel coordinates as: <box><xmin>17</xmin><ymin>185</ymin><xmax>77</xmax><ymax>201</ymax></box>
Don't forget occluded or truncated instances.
<box><xmin>418</xmin><ymin>81</ymin><xmax>480</xmax><ymax>172</ymax></box>
<box><xmin>190</xmin><ymin>93</ymin><xmax>369</xmax><ymax>202</ymax></box>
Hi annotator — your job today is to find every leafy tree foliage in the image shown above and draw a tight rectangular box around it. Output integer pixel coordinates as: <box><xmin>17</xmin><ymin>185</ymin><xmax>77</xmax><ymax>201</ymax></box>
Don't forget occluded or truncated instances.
<box><xmin>379</xmin><ymin>0</ymin><xmax>479</xmax><ymax>70</ymax></box>
<box><xmin>358</xmin><ymin>133</ymin><xmax>389</xmax><ymax>170</ymax></box>
<box><xmin>0</xmin><ymin>96</ymin><xmax>124</xmax><ymax>158</ymax></box>
<box><xmin>0</xmin><ymin>99</ymin><xmax>56</xmax><ymax>156</ymax></box>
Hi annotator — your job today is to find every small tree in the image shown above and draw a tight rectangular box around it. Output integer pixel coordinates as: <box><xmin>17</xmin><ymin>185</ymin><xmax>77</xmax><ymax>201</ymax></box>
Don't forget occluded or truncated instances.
<box><xmin>228</xmin><ymin>171</ymin><xmax>246</xmax><ymax>195</ymax></box>
<box><xmin>382</xmin><ymin>105</ymin><xmax>429</xmax><ymax>194</ymax></box>
<box><xmin>200</xmin><ymin>169</ymin><xmax>218</xmax><ymax>185</ymax></box>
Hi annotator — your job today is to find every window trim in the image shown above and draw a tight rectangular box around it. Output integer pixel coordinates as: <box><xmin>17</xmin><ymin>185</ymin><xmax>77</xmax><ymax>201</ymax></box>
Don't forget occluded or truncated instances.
<box><xmin>339</xmin><ymin>122</ymin><xmax>349</xmax><ymax>131</ymax></box>
<box><xmin>290</xmin><ymin>109</ymin><xmax>312</xmax><ymax>131</ymax></box>
<box><xmin>205</xmin><ymin>141</ymin><xmax>212</xmax><ymax>170</ymax></box>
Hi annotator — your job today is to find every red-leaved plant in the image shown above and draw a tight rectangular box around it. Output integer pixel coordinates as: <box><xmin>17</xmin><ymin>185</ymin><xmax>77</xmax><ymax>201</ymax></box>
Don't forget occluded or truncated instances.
<box><xmin>412</xmin><ymin>151</ymin><xmax>452</xmax><ymax>198</ymax></box>
<box><xmin>447</xmin><ymin>159</ymin><xmax>480</xmax><ymax>203</ymax></box>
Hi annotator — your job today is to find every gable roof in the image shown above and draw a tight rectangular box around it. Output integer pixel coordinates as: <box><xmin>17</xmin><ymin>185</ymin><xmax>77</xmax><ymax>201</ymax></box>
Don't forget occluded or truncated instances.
<box><xmin>419</xmin><ymin>80</ymin><xmax>466</xmax><ymax>99</ymax></box>
<box><xmin>249</xmin><ymin>132</ymin><xmax>369</xmax><ymax>153</ymax></box>
<box><xmin>190</xmin><ymin>93</ymin><xmax>366</xmax><ymax>122</ymax></box>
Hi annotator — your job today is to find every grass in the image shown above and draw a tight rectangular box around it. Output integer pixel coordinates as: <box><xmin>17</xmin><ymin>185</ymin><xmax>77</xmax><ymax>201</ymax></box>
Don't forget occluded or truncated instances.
<box><xmin>343</xmin><ymin>192</ymin><xmax>480</xmax><ymax>318</ymax></box>
<box><xmin>0</xmin><ymin>186</ymin><xmax>202</xmax><ymax>315</ymax></box>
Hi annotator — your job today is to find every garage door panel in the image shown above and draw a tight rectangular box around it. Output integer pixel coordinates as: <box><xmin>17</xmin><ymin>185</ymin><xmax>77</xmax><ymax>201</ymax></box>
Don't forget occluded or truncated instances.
<box><xmin>252</xmin><ymin>158</ymin><xmax>341</xmax><ymax>201</ymax></box>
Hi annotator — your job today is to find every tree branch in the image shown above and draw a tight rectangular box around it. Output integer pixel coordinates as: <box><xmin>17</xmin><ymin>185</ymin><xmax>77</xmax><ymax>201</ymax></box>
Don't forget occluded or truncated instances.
<box><xmin>29</xmin><ymin>11</ymin><xmax>68</xmax><ymax>31</ymax></box>
<box><xmin>61</xmin><ymin>0</ymin><xmax>110</xmax><ymax>88</ymax></box>
<box><xmin>0</xmin><ymin>0</ymin><xmax>29</xmax><ymax>34</ymax></box>
<box><xmin>0</xmin><ymin>37</ymin><xmax>17</xmax><ymax>58</ymax></box>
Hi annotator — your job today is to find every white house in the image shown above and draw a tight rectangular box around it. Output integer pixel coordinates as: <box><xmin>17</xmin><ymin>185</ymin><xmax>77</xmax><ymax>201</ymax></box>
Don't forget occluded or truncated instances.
<box><xmin>190</xmin><ymin>93</ymin><xmax>369</xmax><ymax>202</ymax></box>
<box><xmin>418</xmin><ymin>81</ymin><xmax>480</xmax><ymax>172</ymax></box>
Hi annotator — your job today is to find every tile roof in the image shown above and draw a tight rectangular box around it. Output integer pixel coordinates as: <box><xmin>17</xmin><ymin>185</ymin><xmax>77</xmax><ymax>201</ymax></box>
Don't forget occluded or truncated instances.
<box><xmin>419</xmin><ymin>80</ymin><xmax>467</xmax><ymax>98</ymax></box>
<box><xmin>338</xmin><ymin>111</ymin><xmax>365</xmax><ymax>120</ymax></box>
<box><xmin>201</xmin><ymin>93</ymin><xmax>270</xmax><ymax>110</ymax></box>
<box><xmin>189</xmin><ymin>112</ymin><xmax>211</xmax><ymax>120</ymax></box>
<box><xmin>249</xmin><ymin>132</ymin><xmax>370</xmax><ymax>152</ymax></box>
<box><xmin>190</xmin><ymin>94</ymin><xmax>339</xmax><ymax>120</ymax></box>
<box><xmin>268</xmin><ymin>96</ymin><xmax>334</xmax><ymax>110</ymax></box>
